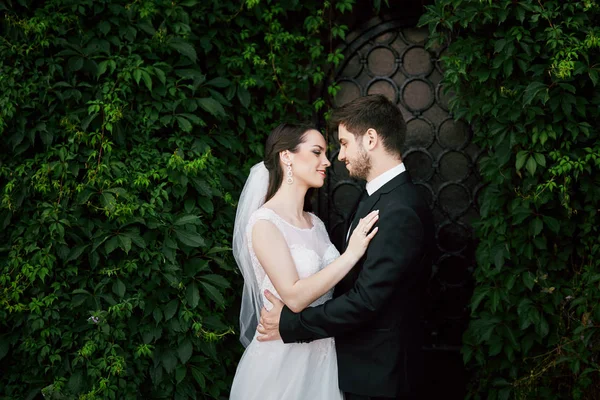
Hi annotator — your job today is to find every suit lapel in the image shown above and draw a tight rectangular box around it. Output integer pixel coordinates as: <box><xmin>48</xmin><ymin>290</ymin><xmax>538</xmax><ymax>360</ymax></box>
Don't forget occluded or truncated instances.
<box><xmin>345</xmin><ymin>172</ymin><xmax>412</xmax><ymax>246</ymax></box>
<box><xmin>336</xmin><ymin>172</ymin><xmax>412</xmax><ymax>296</ymax></box>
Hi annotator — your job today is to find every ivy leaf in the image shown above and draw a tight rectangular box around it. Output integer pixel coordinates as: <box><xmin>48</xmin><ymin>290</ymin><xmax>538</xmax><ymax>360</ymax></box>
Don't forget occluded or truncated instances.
<box><xmin>522</xmin><ymin>272</ymin><xmax>535</xmax><ymax>290</ymax></box>
<box><xmin>134</xmin><ymin>69</ymin><xmax>142</xmax><ymax>85</ymax></box>
<box><xmin>138</xmin><ymin>20</ymin><xmax>156</xmax><ymax>36</ymax></box>
<box><xmin>68</xmin><ymin>57</ymin><xmax>84</xmax><ymax>72</ymax></box>
<box><xmin>489</xmin><ymin>338</ymin><xmax>503</xmax><ymax>356</ymax></box>
<box><xmin>97</xmin><ymin>61</ymin><xmax>108</xmax><ymax>77</ymax></box>
<box><xmin>197</xmin><ymin>98</ymin><xmax>226</xmax><ymax>117</ymax></box>
<box><xmin>174</xmin><ymin>215</ymin><xmax>201</xmax><ymax>226</ymax></box>
<box><xmin>66</xmin><ymin>370</ymin><xmax>83</xmax><ymax>394</ymax></box>
<box><xmin>118</xmin><ymin>234</ymin><xmax>132</xmax><ymax>254</ymax></box>
<box><xmin>515</xmin><ymin>5</ymin><xmax>526</xmax><ymax>23</ymax></box>
<box><xmin>163</xmin><ymin>300</ymin><xmax>179</xmax><ymax>321</ymax></box>
<box><xmin>517</xmin><ymin>298</ymin><xmax>533</xmax><ymax>316</ymax></box>
<box><xmin>494</xmin><ymin>246</ymin><xmax>505</xmax><ymax>268</ymax></box>
<box><xmin>186</xmin><ymin>282</ymin><xmax>200</xmax><ymax>309</ymax></box>
<box><xmin>503</xmin><ymin>60</ymin><xmax>513</xmax><ymax>78</ymax></box>
<box><xmin>206</xmin><ymin>247</ymin><xmax>231</xmax><ymax>255</ymax></box>
<box><xmin>490</xmin><ymin>289</ymin><xmax>501</xmax><ymax>313</ymax></box>
<box><xmin>531</xmin><ymin>218</ymin><xmax>543</xmax><ymax>237</ymax></box>
<box><xmin>558</xmin><ymin>83</ymin><xmax>576</xmax><ymax>94</ymax></box>
<box><xmin>237</xmin><ymin>85</ymin><xmax>251</xmax><ymax>108</ymax></box>
<box><xmin>536</xmin><ymin>316</ymin><xmax>549</xmax><ymax>337</ymax></box>
<box><xmin>589</xmin><ymin>69</ymin><xmax>599</xmax><ymax>86</ymax></box>
<box><xmin>543</xmin><ymin>216</ymin><xmax>560</xmax><ymax>234</ymax></box>
<box><xmin>141</xmin><ymin>71</ymin><xmax>153</xmax><ymax>91</ymax></box>
<box><xmin>124</xmin><ymin>229</ymin><xmax>146</xmax><ymax>248</ymax></box>
<box><xmin>67</xmin><ymin>244</ymin><xmax>89</xmax><ymax>262</ymax></box>
<box><xmin>161</xmin><ymin>351</ymin><xmax>177</xmax><ymax>374</ymax></box>
<box><xmin>533</xmin><ymin>153</ymin><xmax>545</xmax><ymax>167</ymax></box>
<box><xmin>197</xmin><ymin>197</ymin><xmax>213</xmax><ymax>214</ymax></box>
<box><xmin>176</xmin><ymin>69</ymin><xmax>205</xmax><ymax>83</ymax></box>
<box><xmin>525</xmin><ymin>155</ymin><xmax>537</xmax><ymax>176</ymax></box>
<box><xmin>177</xmin><ymin>339</ymin><xmax>193</xmax><ymax>364</ymax></box>
<box><xmin>105</xmin><ymin>236</ymin><xmax>120</xmax><ymax>255</ymax></box>
<box><xmin>191</xmin><ymin>366</ymin><xmax>206</xmax><ymax>389</ymax></box>
<box><xmin>471</xmin><ymin>287</ymin><xmax>490</xmax><ymax>312</ymax></box>
<box><xmin>515</xmin><ymin>151</ymin><xmax>528</xmax><ymax>170</ymax></box>
<box><xmin>98</xmin><ymin>21</ymin><xmax>111</xmax><ymax>35</ymax></box>
<box><xmin>176</xmin><ymin>116</ymin><xmax>192</xmax><ymax>132</ymax></box>
<box><xmin>174</xmin><ymin>228</ymin><xmax>205</xmax><ymax>247</ymax></box>
<box><xmin>179</xmin><ymin>113</ymin><xmax>204</xmax><ymax>126</ymax></box>
<box><xmin>112</xmin><ymin>279</ymin><xmax>126</xmax><ymax>298</ymax></box>
<box><xmin>523</xmin><ymin>82</ymin><xmax>547</xmax><ymax>106</ymax></box>
<box><xmin>184</xmin><ymin>258</ymin><xmax>209</xmax><ymax>276</ymax></box>
<box><xmin>153</xmin><ymin>66</ymin><xmax>166</xmax><ymax>85</ymax></box>
<box><xmin>175</xmin><ymin>364</ymin><xmax>187</xmax><ymax>383</ymax></box>
<box><xmin>168</xmin><ymin>38</ymin><xmax>197</xmax><ymax>62</ymax></box>
<box><xmin>205</xmin><ymin>77</ymin><xmax>230</xmax><ymax>88</ymax></box>
<box><xmin>462</xmin><ymin>345</ymin><xmax>474</xmax><ymax>364</ymax></box>
<box><xmin>200</xmin><ymin>282</ymin><xmax>225</xmax><ymax>307</ymax></box>
<box><xmin>100</xmin><ymin>192</ymin><xmax>116</xmax><ymax>212</ymax></box>
<box><xmin>153</xmin><ymin>307</ymin><xmax>163</xmax><ymax>323</ymax></box>
<box><xmin>199</xmin><ymin>274</ymin><xmax>230</xmax><ymax>289</ymax></box>
<box><xmin>494</xmin><ymin>39</ymin><xmax>506</xmax><ymax>54</ymax></box>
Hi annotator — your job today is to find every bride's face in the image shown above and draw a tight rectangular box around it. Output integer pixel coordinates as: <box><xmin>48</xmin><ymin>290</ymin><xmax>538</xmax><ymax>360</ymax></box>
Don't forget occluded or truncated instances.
<box><xmin>285</xmin><ymin>130</ymin><xmax>331</xmax><ymax>189</ymax></box>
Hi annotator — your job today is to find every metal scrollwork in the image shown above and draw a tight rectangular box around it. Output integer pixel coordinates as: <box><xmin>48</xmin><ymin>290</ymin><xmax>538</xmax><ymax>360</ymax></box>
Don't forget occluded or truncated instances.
<box><xmin>317</xmin><ymin>22</ymin><xmax>481</xmax><ymax>356</ymax></box>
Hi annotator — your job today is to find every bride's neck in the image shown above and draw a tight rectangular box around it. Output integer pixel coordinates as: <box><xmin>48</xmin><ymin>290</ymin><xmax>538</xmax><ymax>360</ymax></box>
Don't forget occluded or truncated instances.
<box><xmin>265</xmin><ymin>182</ymin><xmax>308</xmax><ymax>220</ymax></box>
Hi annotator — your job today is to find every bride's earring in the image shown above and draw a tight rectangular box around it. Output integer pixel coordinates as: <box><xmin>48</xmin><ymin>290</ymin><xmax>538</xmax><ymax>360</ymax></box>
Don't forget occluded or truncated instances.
<box><xmin>286</xmin><ymin>163</ymin><xmax>294</xmax><ymax>185</ymax></box>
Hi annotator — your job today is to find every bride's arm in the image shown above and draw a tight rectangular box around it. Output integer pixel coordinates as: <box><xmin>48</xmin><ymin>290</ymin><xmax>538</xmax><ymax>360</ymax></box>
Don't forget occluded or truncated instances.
<box><xmin>252</xmin><ymin>212</ymin><xmax>378</xmax><ymax>313</ymax></box>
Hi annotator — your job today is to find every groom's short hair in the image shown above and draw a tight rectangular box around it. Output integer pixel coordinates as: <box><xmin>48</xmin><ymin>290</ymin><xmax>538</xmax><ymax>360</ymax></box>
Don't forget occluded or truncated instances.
<box><xmin>329</xmin><ymin>94</ymin><xmax>406</xmax><ymax>157</ymax></box>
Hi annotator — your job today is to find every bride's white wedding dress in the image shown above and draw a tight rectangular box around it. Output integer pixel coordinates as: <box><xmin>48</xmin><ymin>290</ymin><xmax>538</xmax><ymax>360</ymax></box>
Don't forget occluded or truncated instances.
<box><xmin>229</xmin><ymin>207</ymin><xmax>343</xmax><ymax>400</ymax></box>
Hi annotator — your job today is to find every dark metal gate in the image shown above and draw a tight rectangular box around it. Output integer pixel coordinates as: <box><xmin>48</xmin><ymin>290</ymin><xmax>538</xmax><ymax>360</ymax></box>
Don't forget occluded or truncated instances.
<box><xmin>316</xmin><ymin>17</ymin><xmax>481</xmax><ymax>399</ymax></box>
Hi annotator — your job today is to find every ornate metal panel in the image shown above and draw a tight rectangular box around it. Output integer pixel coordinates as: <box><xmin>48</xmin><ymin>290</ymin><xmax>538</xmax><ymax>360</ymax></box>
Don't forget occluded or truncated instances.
<box><xmin>317</xmin><ymin>20</ymin><xmax>482</xmax><ymax>370</ymax></box>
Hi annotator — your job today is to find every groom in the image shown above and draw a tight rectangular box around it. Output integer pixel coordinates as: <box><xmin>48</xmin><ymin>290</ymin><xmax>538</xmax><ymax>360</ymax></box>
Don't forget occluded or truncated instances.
<box><xmin>257</xmin><ymin>94</ymin><xmax>434</xmax><ymax>400</ymax></box>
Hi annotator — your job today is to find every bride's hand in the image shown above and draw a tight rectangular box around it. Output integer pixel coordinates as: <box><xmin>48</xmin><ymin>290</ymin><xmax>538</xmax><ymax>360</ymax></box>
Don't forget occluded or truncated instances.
<box><xmin>345</xmin><ymin>210</ymin><xmax>379</xmax><ymax>263</ymax></box>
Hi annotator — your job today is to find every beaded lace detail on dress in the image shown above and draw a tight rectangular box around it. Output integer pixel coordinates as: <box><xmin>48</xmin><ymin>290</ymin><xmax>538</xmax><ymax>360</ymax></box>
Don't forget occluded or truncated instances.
<box><xmin>246</xmin><ymin>207</ymin><xmax>340</xmax><ymax>310</ymax></box>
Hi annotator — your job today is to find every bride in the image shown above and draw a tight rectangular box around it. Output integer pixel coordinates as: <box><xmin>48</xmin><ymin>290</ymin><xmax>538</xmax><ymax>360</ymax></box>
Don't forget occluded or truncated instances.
<box><xmin>229</xmin><ymin>123</ymin><xmax>379</xmax><ymax>400</ymax></box>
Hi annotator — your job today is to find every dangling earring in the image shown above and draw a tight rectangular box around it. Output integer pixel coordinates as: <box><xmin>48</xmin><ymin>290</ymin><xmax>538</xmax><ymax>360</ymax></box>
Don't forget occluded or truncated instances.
<box><xmin>286</xmin><ymin>163</ymin><xmax>294</xmax><ymax>185</ymax></box>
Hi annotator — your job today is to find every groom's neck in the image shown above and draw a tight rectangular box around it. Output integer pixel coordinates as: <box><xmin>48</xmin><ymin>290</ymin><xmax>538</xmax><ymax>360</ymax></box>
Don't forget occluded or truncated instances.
<box><xmin>366</xmin><ymin>157</ymin><xmax>403</xmax><ymax>183</ymax></box>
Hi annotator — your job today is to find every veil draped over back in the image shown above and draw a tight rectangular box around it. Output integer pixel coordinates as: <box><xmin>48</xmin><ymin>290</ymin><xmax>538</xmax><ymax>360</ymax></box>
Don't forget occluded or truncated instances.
<box><xmin>232</xmin><ymin>162</ymin><xmax>270</xmax><ymax>347</ymax></box>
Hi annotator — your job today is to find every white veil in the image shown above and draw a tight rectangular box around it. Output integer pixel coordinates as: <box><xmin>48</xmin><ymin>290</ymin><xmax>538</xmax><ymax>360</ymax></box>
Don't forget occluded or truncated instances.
<box><xmin>233</xmin><ymin>161</ymin><xmax>270</xmax><ymax>347</ymax></box>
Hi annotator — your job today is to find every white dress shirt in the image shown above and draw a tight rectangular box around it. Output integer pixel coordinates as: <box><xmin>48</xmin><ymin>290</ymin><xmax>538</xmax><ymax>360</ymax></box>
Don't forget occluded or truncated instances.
<box><xmin>366</xmin><ymin>162</ymin><xmax>406</xmax><ymax>196</ymax></box>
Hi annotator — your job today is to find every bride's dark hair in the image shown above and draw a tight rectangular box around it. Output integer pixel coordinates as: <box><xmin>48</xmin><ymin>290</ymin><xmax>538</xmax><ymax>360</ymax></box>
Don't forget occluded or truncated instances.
<box><xmin>263</xmin><ymin>123</ymin><xmax>317</xmax><ymax>202</ymax></box>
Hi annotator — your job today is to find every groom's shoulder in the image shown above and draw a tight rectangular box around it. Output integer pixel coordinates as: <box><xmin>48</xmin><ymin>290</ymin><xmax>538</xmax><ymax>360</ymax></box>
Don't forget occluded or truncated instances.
<box><xmin>382</xmin><ymin>181</ymin><xmax>429</xmax><ymax>213</ymax></box>
<box><xmin>385</xmin><ymin>178</ymin><xmax>421</xmax><ymax>200</ymax></box>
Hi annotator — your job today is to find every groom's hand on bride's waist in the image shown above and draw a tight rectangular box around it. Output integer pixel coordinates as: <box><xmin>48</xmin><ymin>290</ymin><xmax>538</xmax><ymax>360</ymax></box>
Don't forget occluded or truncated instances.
<box><xmin>256</xmin><ymin>290</ymin><xmax>283</xmax><ymax>342</ymax></box>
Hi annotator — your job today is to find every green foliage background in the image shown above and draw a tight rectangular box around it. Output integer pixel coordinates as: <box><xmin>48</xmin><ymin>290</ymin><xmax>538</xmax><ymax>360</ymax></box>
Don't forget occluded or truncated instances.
<box><xmin>0</xmin><ymin>0</ymin><xmax>363</xmax><ymax>398</ymax></box>
<box><xmin>420</xmin><ymin>1</ymin><xmax>600</xmax><ymax>399</ymax></box>
<box><xmin>7</xmin><ymin>0</ymin><xmax>599</xmax><ymax>398</ymax></box>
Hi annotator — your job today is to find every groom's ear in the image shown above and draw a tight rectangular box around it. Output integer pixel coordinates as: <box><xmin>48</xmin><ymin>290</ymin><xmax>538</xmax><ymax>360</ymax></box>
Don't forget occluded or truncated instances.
<box><xmin>364</xmin><ymin>128</ymin><xmax>378</xmax><ymax>150</ymax></box>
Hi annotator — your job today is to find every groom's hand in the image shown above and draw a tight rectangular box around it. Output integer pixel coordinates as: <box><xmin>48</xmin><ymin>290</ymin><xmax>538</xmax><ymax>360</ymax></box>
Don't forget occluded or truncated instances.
<box><xmin>256</xmin><ymin>290</ymin><xmax>283</xmax><ymax>342</ymax></box>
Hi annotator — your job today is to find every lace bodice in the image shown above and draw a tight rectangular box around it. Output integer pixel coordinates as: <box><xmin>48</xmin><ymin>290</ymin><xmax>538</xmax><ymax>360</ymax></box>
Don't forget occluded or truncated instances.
<box><xmin>246</xmin><ymin>207</ymin><xmax>340</xmax><ymax>311</ymax></box>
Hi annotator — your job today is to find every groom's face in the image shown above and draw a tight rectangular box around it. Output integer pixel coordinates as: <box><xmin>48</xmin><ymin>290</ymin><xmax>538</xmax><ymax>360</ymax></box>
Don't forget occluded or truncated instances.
<box><xmin>337</xmin><ymin>124</ymin><xmax>371</xmax><ymax>180</ymax></box>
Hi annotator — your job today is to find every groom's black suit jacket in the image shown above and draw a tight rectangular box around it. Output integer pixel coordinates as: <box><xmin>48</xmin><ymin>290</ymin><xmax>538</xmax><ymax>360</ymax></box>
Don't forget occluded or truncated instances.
<box><xmin>280</xmin><ymin>172</ymin><xmax>434</xmax><ymax>398</ymax></box>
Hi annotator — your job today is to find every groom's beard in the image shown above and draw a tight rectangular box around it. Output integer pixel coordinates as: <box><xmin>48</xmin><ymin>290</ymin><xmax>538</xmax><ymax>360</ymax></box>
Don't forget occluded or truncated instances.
<box><xmin>348</xmin><ymin>145</ymin><xmax>371</xmax><ymax>180</ymax></box>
